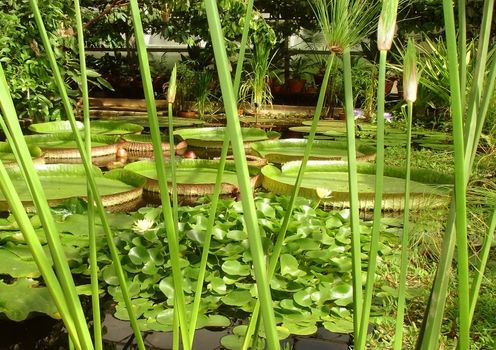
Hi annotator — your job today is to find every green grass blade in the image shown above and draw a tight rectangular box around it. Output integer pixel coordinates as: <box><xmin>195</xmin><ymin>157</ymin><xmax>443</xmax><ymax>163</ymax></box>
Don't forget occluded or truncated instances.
<box><xmin>418</xmin><ymin>18</ymin><xmax>495</xmax><ymax>348</ymax></box>
<box><xmin>204</xmin><ymin>1</ymin><xmax>280</xmax><ymax>348</ymax></box>
<box><xmin>457</xmin><ymin>0</ymin><xmax>467</xmax><ymax>110</ymax></box>
<box><xmin>0</xmin><ymin>36</ymin><xmax>93</xmax><ymax>350</ymax></box>
<box><xmin>468</xmin><ymin>208</ymin><xmax>496</xmax><ymax>324</ymax></box>
<box><xmin>343</xmin><ymin>48</ymin><xmax>363</xmax><ymax>339</ymax></box>
<box><xmin>28</xmin><ymin>1</ymin><xmax>146</xmax><ymax>347</ymax></box>
<box><xmin>189</xmin><ymin>1</ymin><xmax>254</xmax><ymax>339</ymax></box>
<box><xmin>73</xmin><ymin>1</ymin><xmax>101</xmax><ymax>348</ymax></box>
<box><xmin>442</xmin><ymin>0</ymin><xmax>472</xmax><ymax>346</ymax></box>
<box><xmin>233</xmin><ymin>0</ymin><xmax>254</xmax><ymax>95</ymax></box>
<box><xmin>393</xmin><ymin>102</ymin><xmax>414</xmax><ymax>350</ymax></box>
<box><xmin>241</xmin><ymin>53</ymin><xmax>335</xmax><ymax>350</ymax></box>
<box><xmin>128</xmin><ymin>1</ymin><xmax>191</xmax><ymax>348</ymax></box>
<box><xmin>0</xmin><ymin>126</ymin><xmax>80</xmax><ymax>349</ymax></box>
<box><xmin>356</xmin><ymin>49</ymin><xmax>387</xmax><ymax>350</ymax></box>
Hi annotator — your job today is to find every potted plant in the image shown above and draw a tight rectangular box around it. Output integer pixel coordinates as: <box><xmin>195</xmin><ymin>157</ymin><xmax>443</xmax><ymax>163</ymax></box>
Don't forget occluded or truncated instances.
<box><xmin>239</xmin><ymin>40</ymin><xmax>275</xmax><ymax>122</ymax></box>
<box><xmin>175</xmin><ymin>62</ymin><xmax>197</xmax><ymax>118</ymax></box>
<box><xmin>287</xmin><ymin>56</ymin><xmax>312</xmax><ymax>93</ymax></box>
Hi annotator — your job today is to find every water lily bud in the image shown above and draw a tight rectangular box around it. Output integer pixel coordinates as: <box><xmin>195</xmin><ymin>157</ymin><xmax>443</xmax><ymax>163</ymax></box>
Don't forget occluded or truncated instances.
<box><xmin>403</xmin><ymin>39</ymin><xmax>418</xmax><ymax>103</ymax></box>
<box><xmin>377</xmin><ymin>0</ymin><xmax>399</xmax><ymax>51</ymax></box>
<box><xmin>167</xmin><ymin>65</ymin><xmax>177</xmax><ymax>104</ymax></box>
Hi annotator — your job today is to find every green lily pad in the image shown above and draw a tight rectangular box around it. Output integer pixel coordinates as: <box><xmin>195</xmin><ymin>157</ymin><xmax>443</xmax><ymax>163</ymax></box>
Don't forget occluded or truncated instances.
<box><xmin>92</xmin><ymin>113</ymin><xmax>205</xmax><ymax>128</ymax></box>
<box><xmin>28</xmin><ymin>120</ymin><xmax>84</xmax><ymax>134</ymax></box>
<box><xmin>282</xmin><ymin>321</ymin><xmax>318</xmax><ymax>336</ymax></box>
<box><xmin>322</xmin><ymin>319</ymin><xmax>354</xmax><ymax>333</ymax></box>
<box><xmin>221</xmin><ymin>290</ymin><xmax>253</xmax><ymax>306</ymax></box>
<box><xmin>262</xmin><ymin>161</ymin><xmax>452</xmax><ymax>211</ymax></box>
<box><xmin>125</xmin><ymin>159</ymin><xmax>261</xmax><ymax>201</ymax></box>
<box><xmin>221</xmin><ymin>260</ymin><xmax>251</xmax><ymax>276</ymax></box>
<box><xmin>0</xmin><ymin>278</ymin><xmax>59</xmax><ymax>321</ymax></box>
<box><xmin>0</xmin><ymin>245</ymin><xmax>43</xmax><ymax>278</ymax></box>
<box><xmin>0</xmin><ymin>142</ymin><xmax>43</xmax><ymax>165</ymax></box>
<box><xmin>220</xmin><ymin>334</ymin><xmax>243</xmax><ymax>350</ymax></box>
<box><xmin>174</xmin><ymin>127</ymin><xmax>278</xmax><ymax>148</ymax></box>
<box><xmin>0</xmin><ymin>164</ymin><xmax>143</xmax><ymax>211</ymax></box>
<box><xmin>251</xmin><ymin>139</ymin><xmax>376</xmax><ymax>163</ymax></box>
<box><xmin>294</xmin><ymin>287</ymin><xmax>315</xmax><ymax>307</ymax></box>
<box><xmin>280</xmin><ymin>254</ymin><xmax>306</xmax><ymax>277</ymax></box>
<box><xmin>89</xmin><ymin>120</ymin><xmax>144</xmax><ymax>135</ymax></box>
<box><xmin>28</xmin><ymin>120</ymin><xmax>143</xmax><ymax>135</ymax></box>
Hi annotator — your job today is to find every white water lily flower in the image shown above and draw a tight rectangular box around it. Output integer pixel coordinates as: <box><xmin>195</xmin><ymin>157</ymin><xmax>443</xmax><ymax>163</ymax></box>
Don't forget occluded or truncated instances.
<box><xmin>132</xmin><ymin>218</ymin><xmax>156</xmax><ymax>233</ymax></box>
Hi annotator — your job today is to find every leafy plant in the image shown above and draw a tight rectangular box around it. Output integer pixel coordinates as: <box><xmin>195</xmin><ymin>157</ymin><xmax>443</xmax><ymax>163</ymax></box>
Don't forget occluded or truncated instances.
<box><xmin>239</xmin><ymin>40</ymin><xmax>275</xmax><ymax>117</ymax></box>
<box><xmin>0</xmin><ymin>0</ymin><xmax>78</xmax><ymax>121</ymax></box>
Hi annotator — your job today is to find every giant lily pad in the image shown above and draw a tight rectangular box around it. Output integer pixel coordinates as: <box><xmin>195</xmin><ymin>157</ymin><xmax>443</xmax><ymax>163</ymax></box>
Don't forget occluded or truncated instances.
<box><xmin>0</xmin><ymin>142</ymin><xmax>44</xmax><ymax>167</ymax></box>
<box><xmin>0</xmin><ymin>164</ymin><xmax>144</xmax><ymax>212</ymax></box>
<box><xmin>124</xmin><ymin>159</ymin><xmax>261</xmax><ymax>204</ymax></box>
<box><xmin>121</xmin><ymin>134</ymin><xmax>188</xmax><ymax>160</ymax></box>
<box><xmin>0</xmin><ymin>278</ymin><xmax>59</xmax><ymax>321</ymax></box>
<box><xmin>173</xmin><ymin>127</ymin><xmax>279</xmax><ymax>149</ymax></box>
<box><xmin>28</xmin><ymin>120</ymin><xmax>143</xmax><ymax>135</ymax></box>
<box><xmin>91</xmin><ymin>113</ymin><xmax>205</xmax><ymax>128</ymax></box>
<box><xmin>23</xmin><ymin>133</ymin><xmax>119</xmax><ymax>166</ymax></box>
<box><xmin>90</xmin><ymin>120</ymin><xmax>143</xmax><ymax>135</ymax></box>
<box><xmin>262</xmin><ymin>161</ymin><xmax>453</xmax><ymax>211</ymax></box>
<box><xmin>251</xmin><ymin>139</ymin><xmax>376</xmax><ymax>163</ymax></box>
<box><xmin>28</xmin><ymin>120</ymin><xmax>84</xmax><ymax>134</ymax></box>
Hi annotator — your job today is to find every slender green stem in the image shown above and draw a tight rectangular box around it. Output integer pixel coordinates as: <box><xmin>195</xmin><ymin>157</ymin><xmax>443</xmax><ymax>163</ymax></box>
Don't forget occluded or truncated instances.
<box><xmin>356</xmin><ymin>49</ymin><xmax>387</xmax><ymax>349</ymax></box>
<box><xmin>189</xmin><ymin>0</ymin><xmax>253</xmax><ymax>340</ymax></box>
<box><xmin>457</xmin><ymin>0</ymin><xmax>466</xmax><ymax>110</ymax></box>
<box><xmin>128</xmin><ymin>1</ymin><xmax>191</xmax><ymax>348</ymax></box>
<box><xmin>233</xmin><ymin>0</ymin><xmax>254</xmax><ymax>96</ymax></box>
<box><xmin>29</xmin><ymin>1</ymin><xmax>146</xmax><ymax>347</ymax></box>
<box><xmin>0</xmin><ymin>74</ymin><xmax>83</xmax><ymax>350</ymax></box>
<box><xmin>417</xmin><ymin>1</ymin><xmax>495</xmax><ymax>346</ymax></box>
<box><xmin>204</xmin><ymin>1</ymin><xmax>279</xmax><ymax>348</ymax></box>
<box><xmin>188</xmin><ymin>139</ymin><xmax>230</xmax><ymax>342</ymax></box>
<box><xmin>168</xmin><ymin>101</ymin><xmax>179</xmax><ymax>225</ymax></box>
<box><xmin>464</xmin><ymin>0</ymin><xmax>494</xmax><ymax>160</ymax></box>
<box><xmin>73</xmin><ymin>1</ymin><xmax>102</xmax><ymax>348</ymax></box>
<box><xmin>241</xmin><ymin>53</ymin><xmax>334</xmax><ymax>350</ymax></box>
<box><xmin>173</xmin><ymin>309</ymin><xmax>180</xmax><ymax>350</ymax></box>
<box><xmin>468</xmin><ymin>208</ymin><xmax>496</xmax><ymax>324</ymax></box>
<box><xmin>342</xmin><ymin>48</ymin><xmax>363</xmax><ymax>340</ymax></box>
<box><xmin>442</xmin><ymin>0</ymin><xmax>470</xmax><ymax>347</ymax></box>
<box><xmin>393</xmin><ymin>102</ymin><xmax>414</xmax><ymax>350</ymax></box>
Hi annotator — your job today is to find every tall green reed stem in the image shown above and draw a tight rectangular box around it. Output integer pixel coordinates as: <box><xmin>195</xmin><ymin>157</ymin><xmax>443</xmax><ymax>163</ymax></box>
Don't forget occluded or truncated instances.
<box><xmin>73</xmin><ymin>1</ymin><xmax>102</xmax><ymax>348</ymax></box>
<box><xmin>241</xmin><ymin>53</ymin><xmax>335</xmax><ymax>350</ymax></box>
<box><xmin>394</xmin><ymin>38</ymin><xmax>418</xmax><ymax>349</ymax></box>
<box><xmin>442</xmin><ymin>0</ymin><xmax>472</xmax><ymax>346</ymax></box>
<box><xmin>417</xmin><ymin>0</ymin><xmax>495</xmax><ymax>346</ymax></box>
<box><xmin>468</xmin><ymin>208</ymin><xmax>496</xmax><ymax>324</ymax></box>
<box><xmin>167</xmin><ymin>67</ymin><xmax>182</xmax><ymax>350</ymax></box>
<box><xmin>357</xmin><ymin>0</ymin><xmax>398</xmax><ymax>343</ymax></box>
<box><xmin>342</xmin><ymin>48</ymin><xmax>363</xmax><ymax>339</ymax></box>
<box><xmin>128</xmin><ymin>1</ymin><xmax>191</xmax><ymax>348</ymax></box>
<box><xmin>0</xmin><ymin>102</ymin><xmax>81</xmax><ymax>349</ymax></box>
<box><xmin>204</xmin><ymin>1</ymin><xmax>279</xmax><ymax>347</ymax></box>
<box><xmin>28</xmin><ymin>0</ymin><xmax>146</xmax><ymax>348</ymax></box>
<box><xmin>355</xmin><ymin>49</ymin><xmax>387</xmax><ymax>349</ymax></box>
<box><xmin>188</xmin><ymin>0</ymin><xmax>254</xmax><ymax>341</ymax></box>
<box><xmin>393</xmin><ymin>102</ymin><xmax>413</xmax><ymax>350</ymax></box>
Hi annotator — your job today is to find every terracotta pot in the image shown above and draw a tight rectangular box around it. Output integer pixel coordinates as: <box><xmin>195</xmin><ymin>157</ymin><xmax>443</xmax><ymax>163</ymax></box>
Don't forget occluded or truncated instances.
<box><xmin>178</xmin><ymin>110</ymin><xmax>197</xmax><ymax>118</ymax></box>
<box><xmin>287</xmin><ymin>79</ymin><xmax>306</xmax><ymax>93</ymax></box>
<box><xmin>272</xmin><ymin>83</ymin><xmax>284</xmax><ymax>93</ymax></box>
<box><xmin>306</xmin><ymin>85</ymin><xmax>318</xmax><ymax>94</ymax></box>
